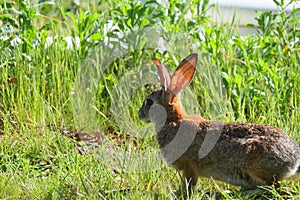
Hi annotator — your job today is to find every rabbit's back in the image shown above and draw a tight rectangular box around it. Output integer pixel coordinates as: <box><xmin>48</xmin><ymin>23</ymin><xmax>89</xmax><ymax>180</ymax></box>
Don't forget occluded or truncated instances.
<box><xmin>157</xmin><ymin>119</ymin><xmax>300</xmax><ymax>188</ymax></box>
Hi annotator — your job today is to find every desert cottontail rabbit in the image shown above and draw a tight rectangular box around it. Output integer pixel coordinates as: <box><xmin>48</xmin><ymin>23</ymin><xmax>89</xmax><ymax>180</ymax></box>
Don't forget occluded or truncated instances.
<box><xmin>138</xmin><ymin>53</ymin><xmax>300</xmax><ymax>193</ymax></box>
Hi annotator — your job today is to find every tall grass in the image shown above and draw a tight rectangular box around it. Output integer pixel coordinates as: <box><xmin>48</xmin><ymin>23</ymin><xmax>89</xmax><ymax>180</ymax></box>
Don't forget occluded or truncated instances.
<box><xmin>0</xmin><ymin>0</ymin><xmax>299</xmax><ymax>199</ymax></box>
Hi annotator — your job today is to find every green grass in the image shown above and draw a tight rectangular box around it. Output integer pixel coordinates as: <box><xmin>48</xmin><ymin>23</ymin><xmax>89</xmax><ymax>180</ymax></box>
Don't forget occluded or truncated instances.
<box><xmin>0</xmin><ymin>0</ymin><xmax>300</xmax><ymax>199</ymax></box>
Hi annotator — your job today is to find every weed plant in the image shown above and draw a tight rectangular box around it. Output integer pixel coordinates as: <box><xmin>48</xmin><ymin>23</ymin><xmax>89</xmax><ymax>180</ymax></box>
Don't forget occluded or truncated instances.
<box><xmin>0</xmin><ymin>0</ymin><xmax>299</xmax><ymax>199</ymax></box>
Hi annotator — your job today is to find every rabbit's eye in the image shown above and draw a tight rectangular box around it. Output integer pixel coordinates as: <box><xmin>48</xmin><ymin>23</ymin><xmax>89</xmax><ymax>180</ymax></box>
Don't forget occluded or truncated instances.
<box><xmin>145</xmin><ymin>99</ymin><xmax>153</xmax><ymax>107</ymax></box>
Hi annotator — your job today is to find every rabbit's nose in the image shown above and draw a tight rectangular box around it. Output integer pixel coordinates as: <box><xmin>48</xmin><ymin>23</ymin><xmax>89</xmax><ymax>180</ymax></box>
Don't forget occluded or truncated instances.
<box><xmin>138</xmin><ymin>109</ymin><xmax>151</xmax><ymax>123</ymax></box>
<box><xmin>138</xmin><ymin>109</ymin><xmax>144</xmax><ymax>119</ymax></box>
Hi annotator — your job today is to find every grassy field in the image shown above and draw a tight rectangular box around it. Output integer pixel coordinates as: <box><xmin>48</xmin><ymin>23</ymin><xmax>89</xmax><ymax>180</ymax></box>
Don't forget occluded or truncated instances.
<box><xmin>0</xmin><ymin>0</ymin><xmax>299</xmax><ymax>199</ymax></box>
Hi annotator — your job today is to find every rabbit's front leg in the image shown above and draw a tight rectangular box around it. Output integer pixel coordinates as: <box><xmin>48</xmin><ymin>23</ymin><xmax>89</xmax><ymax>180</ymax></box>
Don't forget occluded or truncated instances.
<box><xmin>182</xmin><ymin>163</ymin><xmax>198</xmax><ymax>193</ymax></box>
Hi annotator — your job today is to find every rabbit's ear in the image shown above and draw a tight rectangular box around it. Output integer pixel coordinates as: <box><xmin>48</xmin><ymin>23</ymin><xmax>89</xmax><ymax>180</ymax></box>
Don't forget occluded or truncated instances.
<box><xmin>152</xmin><ymin>58</ymin><xmax>171</xmax><ymax>90</ymax></box>
<box><xmin>170</xmin><ymin>53</ymin><xmax>198</xmax><ymax>94</ymax></box>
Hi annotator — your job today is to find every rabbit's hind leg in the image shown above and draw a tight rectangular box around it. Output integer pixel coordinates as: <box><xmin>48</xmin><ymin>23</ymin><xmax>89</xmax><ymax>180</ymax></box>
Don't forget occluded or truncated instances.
<box><xmin>239</xmin><ymin>174</ymin><xmax>274</xmax><ymax>197</ymax></box>
<box><xmin>289</xmin><ymin>168</ymin><xmax>300</xmax><ymax>180</ymax></box>
<box><xmin>292</xmin><ymin>163</ymin><xmax>300</xmax><ymax>179</ymax></box>
<box><xmin>241</xmin><ymin>188</ymin><xmax>266</xmax><ymax>197</ymax></box>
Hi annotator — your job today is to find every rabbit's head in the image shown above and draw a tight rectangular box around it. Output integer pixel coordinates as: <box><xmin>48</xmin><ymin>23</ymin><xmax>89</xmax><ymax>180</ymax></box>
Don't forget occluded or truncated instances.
<box><xmin>138</xmin><ymin>54</ymin><xmax>198</xmax><ymax>124</ymax></box>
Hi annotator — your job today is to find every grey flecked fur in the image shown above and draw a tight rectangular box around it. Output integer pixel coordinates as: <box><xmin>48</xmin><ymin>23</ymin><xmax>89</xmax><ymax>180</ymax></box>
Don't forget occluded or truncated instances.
<box><xmin>138</xmin><ymin>54</ymin><xmax>300</xmax><ymax>192</ymax></box>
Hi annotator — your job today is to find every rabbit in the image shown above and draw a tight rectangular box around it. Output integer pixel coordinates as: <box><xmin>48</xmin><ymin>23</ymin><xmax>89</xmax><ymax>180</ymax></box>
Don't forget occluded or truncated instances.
<box><xmin>138</xmin><ymin>53</ymin><xmax>300</xmax><ymax>194</ymax></box>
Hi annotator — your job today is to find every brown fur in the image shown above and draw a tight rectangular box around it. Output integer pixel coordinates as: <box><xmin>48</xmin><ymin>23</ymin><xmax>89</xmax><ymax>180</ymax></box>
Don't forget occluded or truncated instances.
<box><xmin>138</xmin><ymin>54</ymin><xmax>300</xmax><ymax>192</ymax></box>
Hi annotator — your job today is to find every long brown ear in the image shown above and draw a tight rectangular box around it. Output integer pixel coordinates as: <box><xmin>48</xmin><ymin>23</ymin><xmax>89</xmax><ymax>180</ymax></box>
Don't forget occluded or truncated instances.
<box><xmin>170</xmin><ymin>53</ymin><xmax>198</xmax><ymax>94</ymax></box>
<box><xmin>152</xmin><ymin>58</ymin><xmax>171</xmax><ymax>90</ymax></box>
